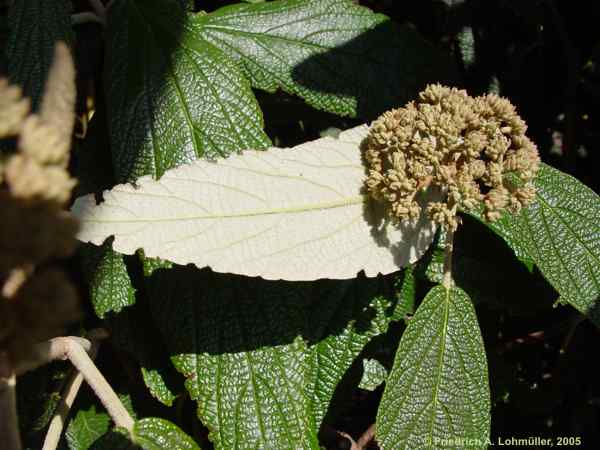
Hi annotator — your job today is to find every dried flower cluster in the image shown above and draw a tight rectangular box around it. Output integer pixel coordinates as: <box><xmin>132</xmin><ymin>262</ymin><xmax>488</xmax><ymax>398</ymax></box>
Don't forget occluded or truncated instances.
<box><xmin>0</xmin><ymin>43</ymin><xmax>80</xmax><ymax>373</ymax></box>
<box><xmin>364</xmin><ymin>84</ymin><xmax>540</xmax><ymax>231</ymax></box>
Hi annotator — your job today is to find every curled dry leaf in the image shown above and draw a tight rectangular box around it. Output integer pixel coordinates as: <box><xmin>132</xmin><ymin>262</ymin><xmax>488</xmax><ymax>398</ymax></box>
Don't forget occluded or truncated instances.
<box><xmin>73</xmin><ymin>125</ymin><xmax>439</xmax><ymax>281</ymax></box>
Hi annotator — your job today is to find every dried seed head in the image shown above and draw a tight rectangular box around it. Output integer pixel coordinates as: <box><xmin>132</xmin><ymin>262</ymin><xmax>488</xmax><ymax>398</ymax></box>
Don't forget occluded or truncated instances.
<box><xmin>364</xmin><ymin>84</ymin><xmax>540</xmax><ymax>231</ymax></box>
<box><xmin>0</xmin><ymin>43</ymin><xmax>80</xmax><ymax>372</ymax></box>
<box><xmin>0</xmin><ymin>80</ymin><xmax>30</xmax><ymax>137</ymax></box>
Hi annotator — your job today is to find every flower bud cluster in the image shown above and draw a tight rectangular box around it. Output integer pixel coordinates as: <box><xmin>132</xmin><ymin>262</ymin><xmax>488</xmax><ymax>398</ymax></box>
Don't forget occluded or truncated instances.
<box><xmin>0</xmin><ymin>43</ymin><xmax>80</xmax><ymax>371</ymax></box>
<box><xmin>364</xmin><ymin>84</ymin><xmax>540</xmax><ymax>231</ymax></box>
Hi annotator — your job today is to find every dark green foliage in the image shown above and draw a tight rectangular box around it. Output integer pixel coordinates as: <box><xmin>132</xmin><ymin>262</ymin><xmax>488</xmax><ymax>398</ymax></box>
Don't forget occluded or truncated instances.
<box><xmin>4</xmin><ymin>1</ymin><xmax>600</xmax><ymax>449</ymax></box>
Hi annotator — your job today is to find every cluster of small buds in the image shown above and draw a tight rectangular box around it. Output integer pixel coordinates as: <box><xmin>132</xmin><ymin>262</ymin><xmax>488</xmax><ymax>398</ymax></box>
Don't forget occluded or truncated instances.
<box><xmin>0</xmin><ymin>43</ymin><xmax>81</xmax><ymax>370</ymax></box>
<box><xmin>364</xmin><ymin>84</ymin><xmax>540</xmax><ymax>231</ymax></box>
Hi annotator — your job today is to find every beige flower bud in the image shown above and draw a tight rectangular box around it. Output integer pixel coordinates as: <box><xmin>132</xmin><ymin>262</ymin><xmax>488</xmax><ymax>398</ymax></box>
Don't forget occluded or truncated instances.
<box><xmin>364</xmin><ymin>84</ymin><xmax>540</xmax><ymax>229</ymax></box>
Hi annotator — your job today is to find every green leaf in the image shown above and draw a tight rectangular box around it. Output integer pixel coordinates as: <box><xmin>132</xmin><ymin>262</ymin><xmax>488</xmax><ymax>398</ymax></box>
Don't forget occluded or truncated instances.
<box><xmin>89</xmin><ymin>427</ymin><xmax>137</xmax><ymax>450</ymax></box>
<box><xmin>468</xmin><ymin>163</ymin><xmax>600</xmax><ymax>325</ymax></box>
<box><xmin>145</xmin><ymin>267</ymin><xmax>400</xmax><ymax>449</ymax></box>
<box><xmin>196</xmin><ymin>0</ymin><xmax>456</xmax><ymax>119</ymax></box>
<box><xmin>392</xmin><ymin>266</ymin><xmax>417</xmax><ymax>321</ymax></box>
<box><xmin>105</xmin><ymin>0</ymin><xmax>270</xmax><ymax>183</ymax></box>
<box><xmin>90</xmin><ymin>419</ymin><xmax>199</xmax><ymax>450</ymax></box>
<box><xmin>377</xmin><ymin>285</ymin><xmax>490</xmax><ymax>450</ymax></box>
<box><xmin>140</xmin><ymin>368</ymin><xmax>177</xmax><ymax>407</ymax></box>
<box><xmin>457</xmin><ymin>27</ymin><xmax>476</xmax><ymax>70</ymax></box>
<box><xmin>83</xmin><ymin>240</ymin><xmax>136</xmax><ymax>319</ymax></box>
<box><xmin>5</xmin><ymin>0</ymin><xmax>73</xmax><ymax>109</ymax></box>
<box><xmin>466</xmin><ymin>208</ymin><xmax>535</xmax><ymax>271</ymax></box>
<box><xmin>66</xmin><ymin>406</ymin><xmax>111</xmax><ymax>450</ymax></box>
<box><xmin>133</xmin><ymin>418</ymin><xmax>200</xmax><ymax>450</ymax></box>
<box><xmin>358</xmin><ymin>358</ymin><xmax>387</xmax><ymax>391</ymax></box>
<box><xmin>147</xmin><ymin>269</ymin><xmax>319</xmax><ymax>450</ymax></box>
<box><xmin>305</xmin><ymin>284</ymin><xmax>394</xmax><ymax>427</ymax></box>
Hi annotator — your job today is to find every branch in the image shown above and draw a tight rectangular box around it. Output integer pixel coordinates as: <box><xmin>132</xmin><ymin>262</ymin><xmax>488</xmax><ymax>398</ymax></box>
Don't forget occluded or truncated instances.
<box><xmin>14</xmin><ymin>335</ymin><xmax>95</xmax><ymax>375</ymax></box>
<box><xmin>66</xmin><ymin>337</ymin><xmax>134</xmax><ymax>431</ymax></box>
<box><xmin>41</xmin><ymin>369</ymin><xmax>85</xmax><ymax>450</ymax></box>
<box><xmin>15</xmin><ymin>330</ymin><xmax>133</xmax><ymax>434</ymax></box>
<box><xmin>41</xmin><ymin>332</ymin><xmax>104</xmax><ymax>450</ymax></box>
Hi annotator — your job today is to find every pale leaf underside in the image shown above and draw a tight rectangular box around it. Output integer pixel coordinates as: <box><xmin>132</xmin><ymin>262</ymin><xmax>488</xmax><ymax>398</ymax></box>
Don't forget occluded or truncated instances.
<box><xmin>73</xmin><ymin>125</ymin><xmax>437</xmax><ymax>281</ymax></box>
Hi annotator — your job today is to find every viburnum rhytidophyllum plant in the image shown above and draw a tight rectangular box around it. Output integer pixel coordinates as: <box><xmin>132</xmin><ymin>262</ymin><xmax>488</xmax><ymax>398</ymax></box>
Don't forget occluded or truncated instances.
<box><xmin>73</xmin><ymin>83</ymin><xmax>553</xmax><ymax>448</ymax></box>
<box><xmin>8</xmin><ymin>2</ymin><xmax>600</xmax><ymax>449</ymax></box>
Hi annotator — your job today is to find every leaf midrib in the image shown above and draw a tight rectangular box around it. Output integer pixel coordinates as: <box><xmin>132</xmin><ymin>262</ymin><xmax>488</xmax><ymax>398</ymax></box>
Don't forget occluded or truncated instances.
<box><xmin>84</xmin><ymin>195</ymin><xmax>365</xmax><ymax>223</ymax></box>
<box><xmin>428</xmin><ymin>287</ymin><xmax>450</xmax><ymax>442</ymax></box>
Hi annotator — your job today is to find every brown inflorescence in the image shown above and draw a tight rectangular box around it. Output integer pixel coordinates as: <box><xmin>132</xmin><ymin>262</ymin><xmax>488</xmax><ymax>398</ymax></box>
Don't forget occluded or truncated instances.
<box><xmin>0</xmin><ymin>43</ymin><xmax>81</xmax><ymax>373</ymax></box>
<box><xmin>364</xmin><ymin>84</ymin><xmax>540</xmax><ymax>231</ymax></box>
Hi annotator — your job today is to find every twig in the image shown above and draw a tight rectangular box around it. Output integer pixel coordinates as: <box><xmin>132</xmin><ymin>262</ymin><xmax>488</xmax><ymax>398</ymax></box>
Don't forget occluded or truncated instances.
<box><xmin>67</xmin><ymin>338</ymin><xmax>134</xmax><ymax>431</ymax></box>
<box><xmin>14</xmin><ymin>335</ymin><xmax>96</xmax><ymax>375</ymax></box>
<box><xmin>355</xmin><ymin>423</ymin><xmax>376</xmax><ymax>449</ymax></box>
<box><xmin>15</xmin><ymin>330</ymin><xmax>132</xmax><ymax>433</ymax></box>
<box><xmin>442</xmin><ymin>227</ymin><xmax>455</xmax><ymax>289</ymax></box>
<box><xmin>325</xmin><ymin>424</ymin><xmax>376</xmax><ymax>450</ymax></box>
<box><xmin>71</xmin><ymin>12</ymin><xmax>104</xmax><ymax>26</ymax></box>
<box><xmin>338</xmin><ymin>431</ymin><xmax>359</xmax><ymax>449</ymax></box>
<box><xmin>41</xmin><ymin>368</ymin><xmax>84</xmax><ymax>450</ymax></box>
<box><xmin>41</xmin><ymin>332</ymin><xmax>104</xmax><ymax>450</ymax></box>
<box><xmin>0</xmin><ymin>373</ymin><xmax>22</xmax><ymax>450</ymax></box>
